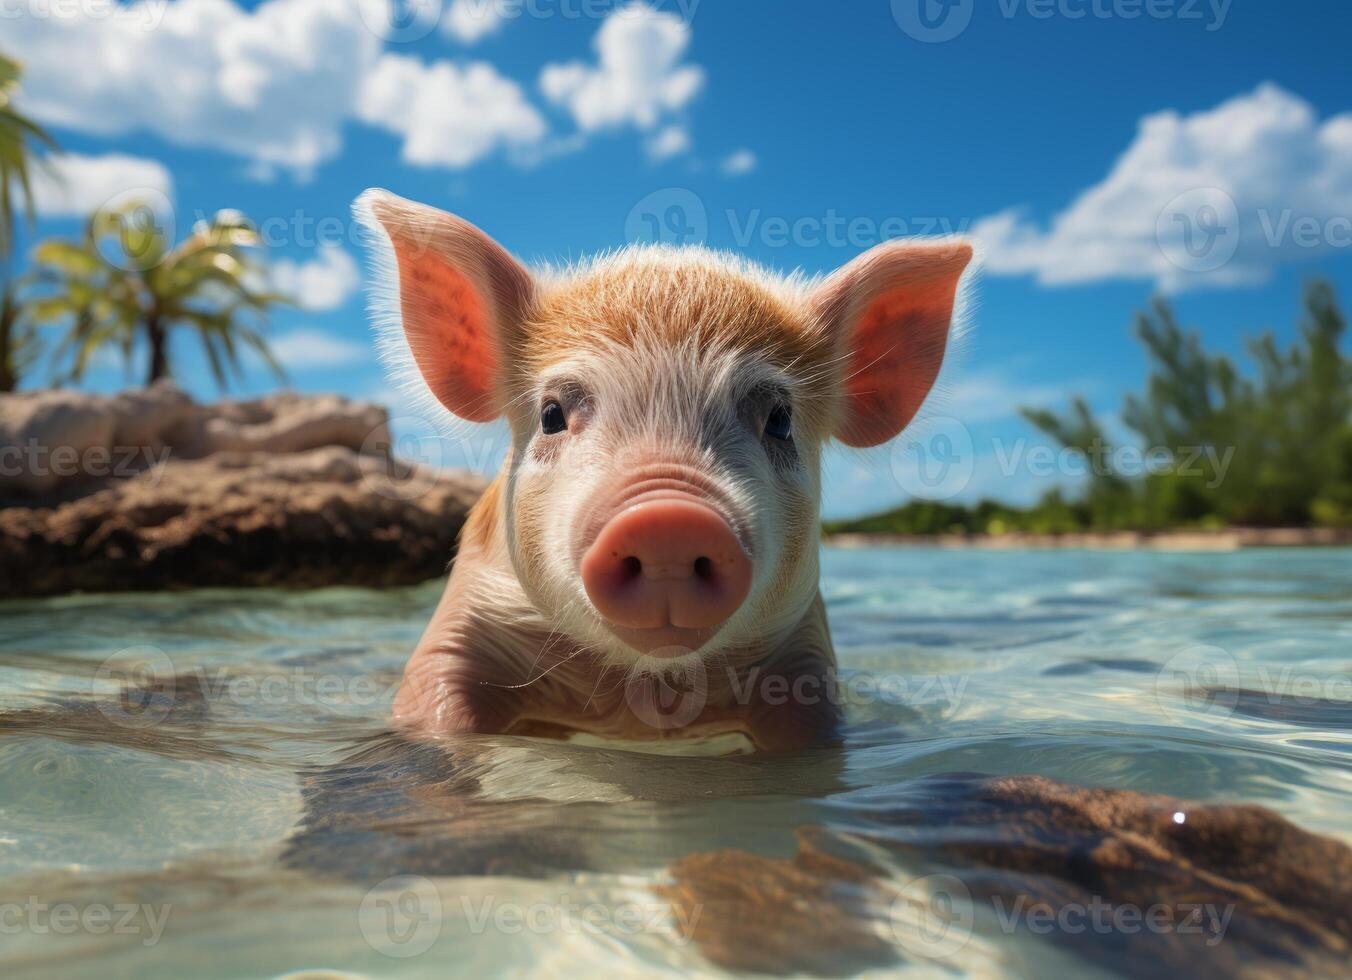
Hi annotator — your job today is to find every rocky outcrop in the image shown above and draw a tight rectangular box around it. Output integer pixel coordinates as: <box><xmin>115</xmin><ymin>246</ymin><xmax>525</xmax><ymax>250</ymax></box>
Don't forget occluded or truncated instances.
<box><xmin>0</xmin><ymin>381</ymin><xmax>391</xmax><ymax>500</ymax></box>
<box><xmin>0</xmin><ymin>385</ymin><xmax>486</xmax><ymax>597</ymax></box>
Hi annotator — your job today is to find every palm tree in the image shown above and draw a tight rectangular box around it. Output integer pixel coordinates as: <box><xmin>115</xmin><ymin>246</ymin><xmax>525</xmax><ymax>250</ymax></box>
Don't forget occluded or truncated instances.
<box><xmin>0</xmin><ymin>53</ymin><xmax>56</xmax><ymax>255</ymax></box>
<box><xmin>33</xmin><ymin>203</ymin><xmax>290</xmax><ymax>387</ymax></box>
<box><xmin>0</xmin><ymin>53</ymin><xmax>57</xmax><ymax>391</ymax></box>
<box><xmin>0</xmin><ymin>278</ymin><xmax>39</xmax><ymax>392</ymax></box>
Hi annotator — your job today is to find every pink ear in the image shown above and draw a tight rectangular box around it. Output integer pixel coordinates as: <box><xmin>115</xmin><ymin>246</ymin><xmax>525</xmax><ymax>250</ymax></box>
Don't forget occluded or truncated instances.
<box><xmin>812</xmin><ymin>239</ymin><xmax>973</xmax><ymax>448</ymax></box>
<box><xmin>360</xmin><ymin>190</ymin><xmax>533</xmax><ymax>423</ymax></box>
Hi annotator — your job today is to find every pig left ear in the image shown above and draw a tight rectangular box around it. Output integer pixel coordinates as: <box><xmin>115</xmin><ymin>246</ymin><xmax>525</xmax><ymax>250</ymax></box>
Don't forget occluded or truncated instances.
<box><xmin>355</xmin><ymin>189</ymin><xmax>534</xmax><ymax>423</ymax></box>
<box><xmin>812</xmin><ymin>239</ymin><xmax>974</xmax><ymax>448</ymax></box>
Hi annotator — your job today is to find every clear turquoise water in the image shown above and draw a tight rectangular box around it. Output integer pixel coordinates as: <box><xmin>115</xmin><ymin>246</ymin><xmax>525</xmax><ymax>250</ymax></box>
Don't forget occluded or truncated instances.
<box><xmin>0</xmin><ymin>547</ymin><xmax>1348</xmax><ymax>978</ymax></box>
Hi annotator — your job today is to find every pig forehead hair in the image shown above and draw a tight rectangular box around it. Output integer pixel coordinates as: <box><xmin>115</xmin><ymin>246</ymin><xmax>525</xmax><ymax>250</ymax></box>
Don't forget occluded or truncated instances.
<box><xmin>518</xmin><ymin>246</ymin><xmax>835</xmax><ymax>380</ymax></box>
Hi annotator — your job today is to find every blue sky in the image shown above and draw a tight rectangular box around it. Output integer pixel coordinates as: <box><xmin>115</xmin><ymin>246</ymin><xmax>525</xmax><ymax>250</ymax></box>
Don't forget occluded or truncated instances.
<box><xmin>9</xmin><ymin>0</ymin><xmax>1352</xmax><ymax>518</ymax></box>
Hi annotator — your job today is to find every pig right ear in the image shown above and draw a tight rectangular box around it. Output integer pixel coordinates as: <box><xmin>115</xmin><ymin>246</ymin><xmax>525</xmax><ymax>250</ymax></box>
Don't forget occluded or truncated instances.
<box><xmin>356</xmin><ymin>189</ymin><xmax>533</xmax><ymax>423</ymax></box>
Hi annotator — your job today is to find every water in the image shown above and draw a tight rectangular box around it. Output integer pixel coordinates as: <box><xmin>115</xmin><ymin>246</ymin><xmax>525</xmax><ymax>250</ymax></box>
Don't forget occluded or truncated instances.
<box><xmin>0</xmin><ymin>547</ymin><xmax>1349</xmax><ymax>978</ymax></box>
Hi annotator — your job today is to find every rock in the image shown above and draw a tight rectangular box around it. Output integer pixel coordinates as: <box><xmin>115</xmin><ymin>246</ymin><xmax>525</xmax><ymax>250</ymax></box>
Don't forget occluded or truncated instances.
<box><xmin>662</xmin><ymin>774</ymin><xmax>1352</xmax><ymax>977</ymax></box>
<box><xmin>0</xmin><ymin>384</ymin><xmax>486</xmax><ymax>596</ymax></box>
<box><xmin>0</xmin><ymin>447</ymin><xmax>484</xmax><ymax>597</ymax></box>
<box><xmin>0</xmin><ymin>381</ymin><xmax>393</xmax><ymax>501</ymax></box>
<box><xmin>0</xmin><ymin>388</ymin><xmax>119</xmax><ymax>498</ymax></box>
<box><xmin>657</xmin><ymin>842</ymin><xmax>898</xmax><ymax>976</ymax></box>
<box><xmin>200</xmin><ymin>390</ymin><xmax>390</xmax><ymax>457</ymax></box>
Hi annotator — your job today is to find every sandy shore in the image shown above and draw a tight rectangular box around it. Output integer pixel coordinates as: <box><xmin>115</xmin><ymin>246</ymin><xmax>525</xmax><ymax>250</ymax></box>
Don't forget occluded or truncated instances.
<box><xmin>825</xmin><ymin>527</ymin><xmax>1352</xmax><ymax>551</ymax></box>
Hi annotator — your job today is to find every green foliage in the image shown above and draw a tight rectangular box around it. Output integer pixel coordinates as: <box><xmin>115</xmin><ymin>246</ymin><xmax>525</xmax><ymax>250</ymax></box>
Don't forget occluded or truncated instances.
<box><xmin>0</xmin><ymin>276</ymin><xmax>39</xmax><ymax>392</ymax></box>
<box><xmin>0</xmin><ymin>53</ymin><xmax>57</xmax><ymax>258</ymax></box>
<box><xmin>31</xmin><ymin>204</ymin><xmax>291</xmax><ymax>388</ymax></box>
<box><xmin>0</xmin><ymin>53</ymin><xmax>56</xmax><ymax>390</ymax></box>
<box><xmin>832</xmin><ymin>281</ymin><xmax>1352</xmax><ymax>535</ymax></box>
<box><xmin>1015</xmin><ymin>281</ymin><xmax>1351</xmax><ymax>529</ymax></box>
<box><xmin>824</xmin><ymin>491</ymin><xmax>1092</xmax><ymax>538</ymax></box>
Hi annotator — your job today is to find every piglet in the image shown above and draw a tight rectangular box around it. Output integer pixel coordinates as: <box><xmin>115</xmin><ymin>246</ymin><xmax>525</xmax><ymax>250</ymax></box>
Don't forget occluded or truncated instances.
<box><xmin>358</xmin><ymin>190</ymin><xmax>973</xmax><ymax>751</ymax></box>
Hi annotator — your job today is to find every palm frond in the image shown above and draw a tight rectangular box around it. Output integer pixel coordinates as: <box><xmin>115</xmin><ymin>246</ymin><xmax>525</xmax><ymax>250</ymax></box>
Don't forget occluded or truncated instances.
<box><xmin>0</xmin><ymin>54</ymin><xmax>59</xmax><ymax>256</ymax></box>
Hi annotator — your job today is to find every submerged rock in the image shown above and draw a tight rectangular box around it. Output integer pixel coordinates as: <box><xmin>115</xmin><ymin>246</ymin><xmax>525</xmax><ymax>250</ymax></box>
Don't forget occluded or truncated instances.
<box><xmin>0</xmin><ymin>384</ymin><xmax>485</xmax><ymax>596</ymax></box>
<box><xmin>663</xmin><ymin>774</ymin><xmax>1352</xmax><ymax>977</ymax></box>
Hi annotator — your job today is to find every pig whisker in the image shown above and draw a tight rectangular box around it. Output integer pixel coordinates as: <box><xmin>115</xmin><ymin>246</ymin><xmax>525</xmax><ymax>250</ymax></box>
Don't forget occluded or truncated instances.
<box><xmin>481</xmin><ymin>646</ymin><xmax>585</xmax><ymax>691</ymax></box>
<box><xmin>581</xmin><ymin>666</ymin><xmax>612</xmax><ymax>714</ymax></box>
<box><xmin>479</xmin><ymin>616</ymin><xmax>579</xmax><ymax>690</ymax></box>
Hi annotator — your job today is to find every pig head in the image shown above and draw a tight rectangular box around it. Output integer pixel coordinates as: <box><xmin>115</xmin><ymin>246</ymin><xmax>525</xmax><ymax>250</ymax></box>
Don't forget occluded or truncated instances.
<box><xmin>358</xmin><ymin>189</ymin><xmax>973</xmax><ymax>751</ymax></box>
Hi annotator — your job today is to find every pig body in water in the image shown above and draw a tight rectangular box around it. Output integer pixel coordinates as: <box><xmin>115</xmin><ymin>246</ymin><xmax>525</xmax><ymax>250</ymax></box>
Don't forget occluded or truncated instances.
<box><xmin>358</xmin><ymin>190</ymin><xmax>974</xmax><ymax>750</ymax></box>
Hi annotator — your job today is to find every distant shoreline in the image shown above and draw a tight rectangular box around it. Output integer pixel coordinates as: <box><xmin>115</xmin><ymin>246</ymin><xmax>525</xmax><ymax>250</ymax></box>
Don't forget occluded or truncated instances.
<box><xmin>824</xmin><ymin>527</ymin><xmax>1352</xmax><ymax>551</ymax></box>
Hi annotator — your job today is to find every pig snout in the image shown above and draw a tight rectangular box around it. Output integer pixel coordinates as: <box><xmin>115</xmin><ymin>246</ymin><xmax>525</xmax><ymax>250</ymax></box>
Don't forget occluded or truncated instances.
<box><xmin>580</xmin><ymin>493</ymin><xmax>751</xmax><ymax>650</ymax></box>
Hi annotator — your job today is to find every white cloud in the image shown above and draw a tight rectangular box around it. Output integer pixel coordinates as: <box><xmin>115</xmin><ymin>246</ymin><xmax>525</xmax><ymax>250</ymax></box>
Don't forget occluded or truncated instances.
<box><xmin>11</xmin><ymin>0</ymin><xmax>713</xmax><ymax>173</ymax></box>
<box><xmin>9</xmin><ymin>0</ymin><xmax>385</xmax><ymax>171</ymax></box>
<box><xmin>268</xmin><ymin>328</ymin><xmax>367</xmax><ymax>369</ymax></box>
<box><xmin>444</xmin><ymin>0</ymin><xmax>507</xmax><ymax>43</ymax></box>
<box><xmin>646</xmin><ymin>125</ymin><xmax>691</xmax><ymax>160</ymax></box>
<box><xmin>30</xmin><ymin>153</ymin><xmax>173</xmax><ymax>217</ymax></box>
<box><xmin>357</xmin><ymin>53</ymin><xmax>547</xmax><ymax>168</ymax></box>
<box><xmin>540</xmin><ymin>3</ymin><xmax>703</xmax><ymax>132</ymax></box>
<box><xmin>720</xmin><ymin>149</ymin><xmax>756</xmax><ymax>176</ymax></box>
<box><xmin>270</xmin><ymin>244</ymin><xmax>361</xmax><ymax>311</ymax></box>
<box><xmin>976</xmin><ymin>84</ymin><xmax>1352</xmax><ymax>291</ymax></box>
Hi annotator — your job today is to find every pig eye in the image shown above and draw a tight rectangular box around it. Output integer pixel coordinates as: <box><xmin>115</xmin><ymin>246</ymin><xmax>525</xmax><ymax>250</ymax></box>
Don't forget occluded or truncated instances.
<box><xmin>765</xmin><ymin>404</ymin><xmax>793</xmax><ymax>441</ymax></box>
<box><xmin>540</xmin><ymin>400</ymin><xmax>568</xmax><ymax>434</ymax></box>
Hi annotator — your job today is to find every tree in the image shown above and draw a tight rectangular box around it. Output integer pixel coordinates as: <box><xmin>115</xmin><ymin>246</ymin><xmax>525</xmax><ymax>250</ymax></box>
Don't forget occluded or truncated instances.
<box><xmin>1022</xmin><ymin>283</ymin><xmax>1352</xmax><ymax>529</ymax></box>
<box><xmin>0</xmin><ymin>53</ymin><xmax>57</xmax><ymax>391</ymax></box>
<box><xmin>1020</xmin><ymin>395</ymin><xmax>1136</xmax><ymax>528</ymax></box>
<box><xmin>33</xmin><ymin>203</ymin><xmax>290</xmax><ymax>388</ymax></box>
<box><xmin>0</xmin><ymin>278</ymin><xmax>39</xmax><ymax>392</ymax></box>
<box><xmin>0</xmin><ymin>53</ymin><xmax>56</xmax><ymax>255</ymax></box>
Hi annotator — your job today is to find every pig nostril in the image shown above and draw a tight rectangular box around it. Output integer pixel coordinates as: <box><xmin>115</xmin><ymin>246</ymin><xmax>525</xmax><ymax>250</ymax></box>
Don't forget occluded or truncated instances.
<box><xmin>581</xmin><ymin>498</ymin><xmax>752</xmax><ymax>637</ymax></box>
